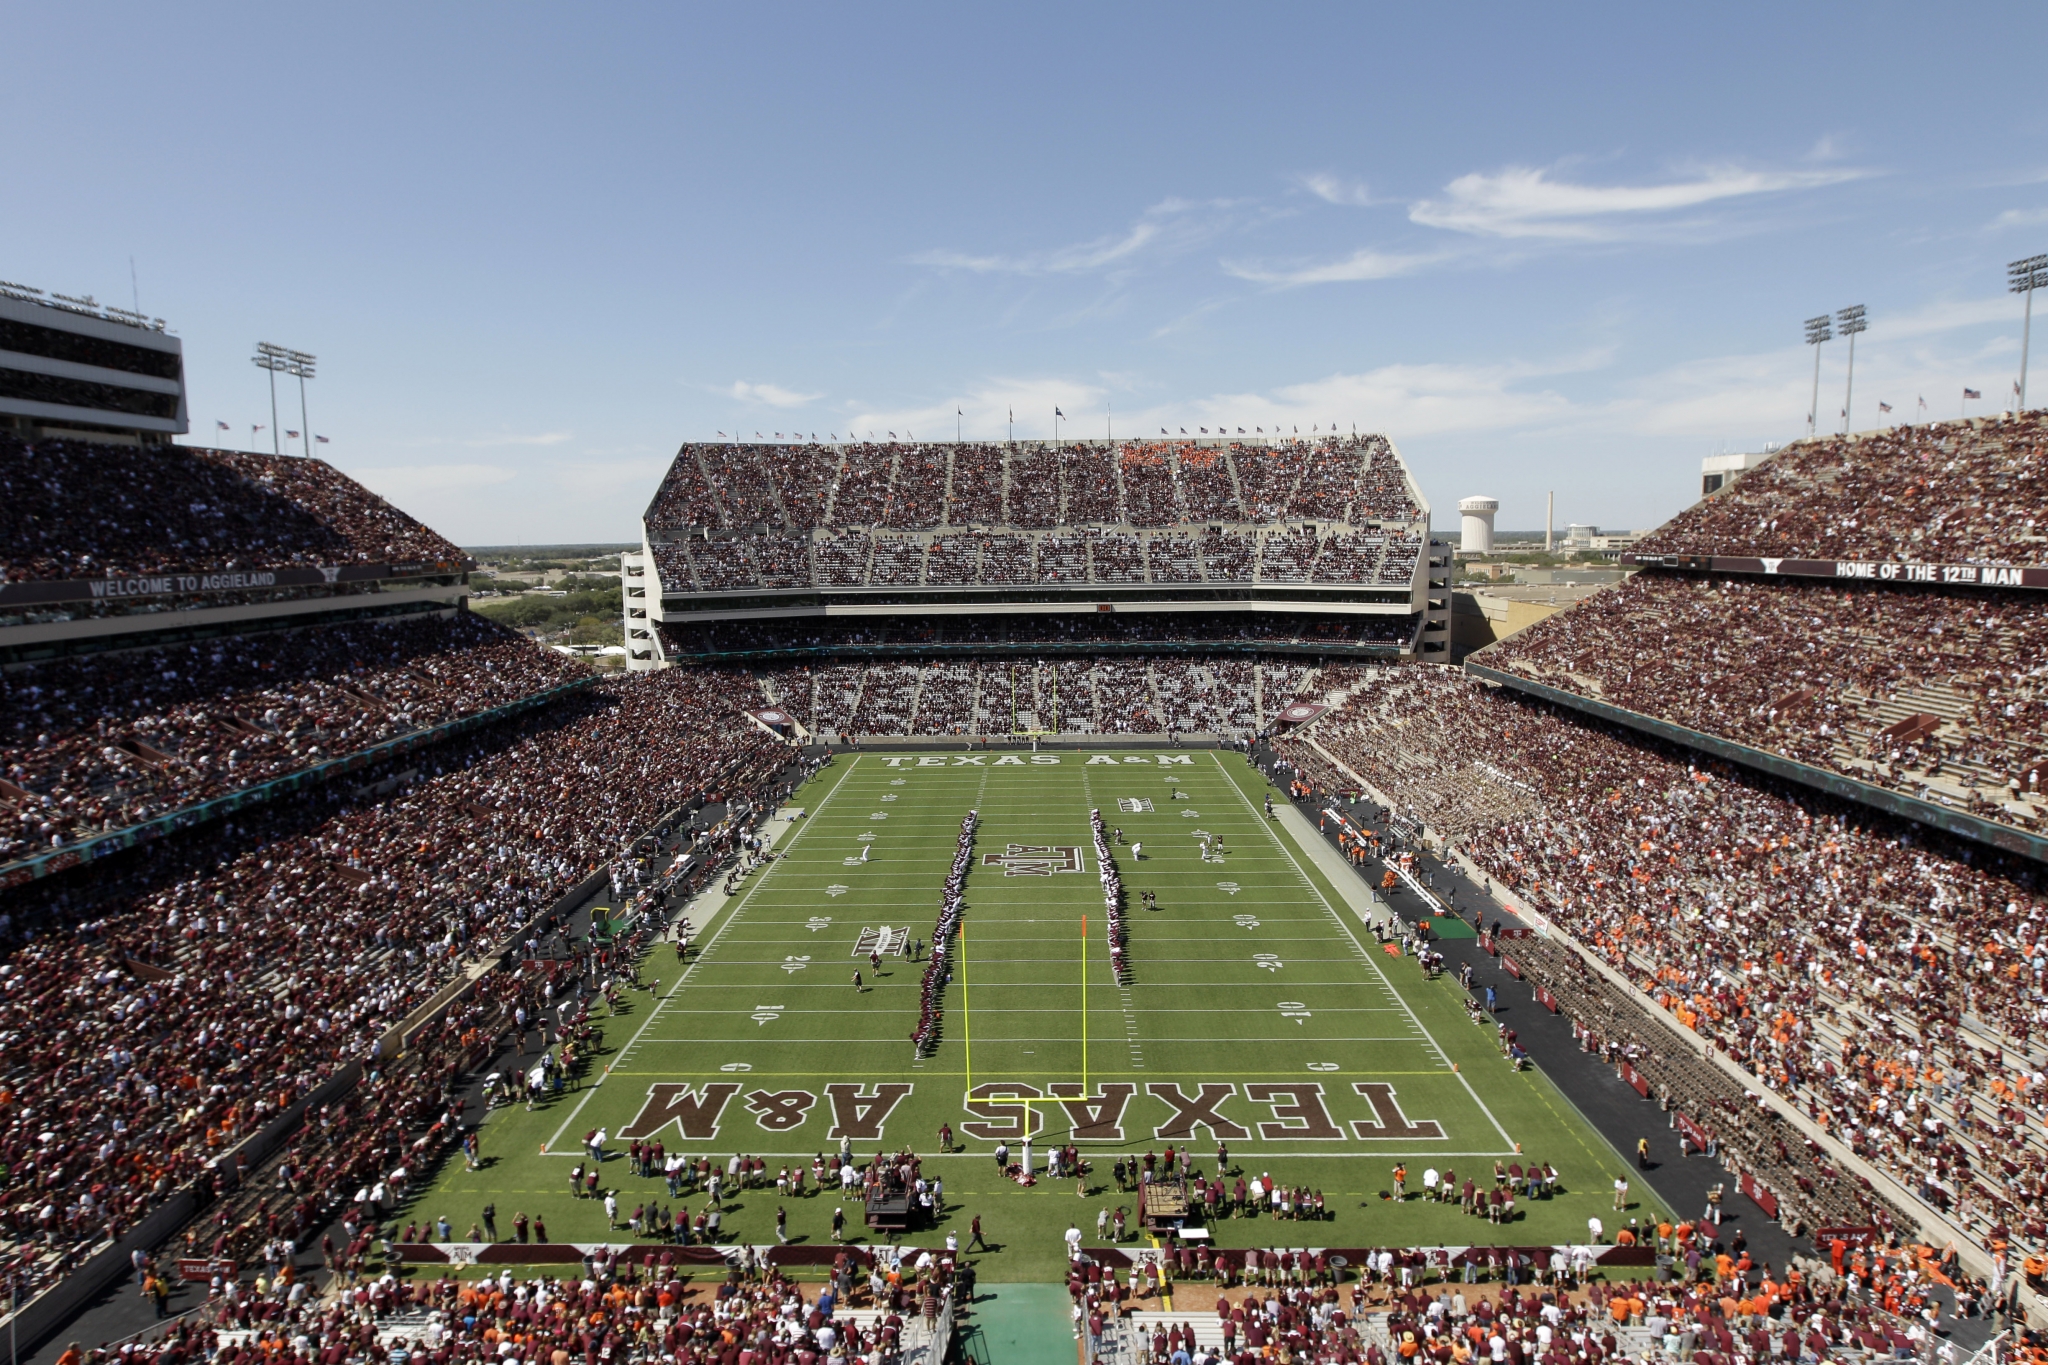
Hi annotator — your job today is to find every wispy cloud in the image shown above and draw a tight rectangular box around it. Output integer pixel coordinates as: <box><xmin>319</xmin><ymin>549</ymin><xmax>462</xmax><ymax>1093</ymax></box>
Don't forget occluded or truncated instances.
<box><xmin>1409</xmin><ymin>163</ymin><xmax>1865</xmax><ymax>240</ymax></box>
<box><xmin>912</xmin><ymin>222</ymin><xmax>1161</xmax><ymax>276</ymax></box>
<box><xmin>1222</xmin><ymin>246</ymin><xmax>1451</xmax><ymax>287</ymax></box>
<box><xmin>1989</xmin><ymin>206</ymin><xmax>2048</xmax><ymax>231</ymax></box>
<box><xmin>728</xmin><ymin>380</ymin><xmax>822</xmax><ymax>408</ymax></box>
<box><xmin>1301</xmin><ymin>173</ymin><xmax>1373</xmax><ymax>207</ymax></box>
<box><xmin>463</xmin><ymin>430</ymin><xmax>571</xmax><ymax>448</ymax></box>
<box><xmin>908</xmin><ymin>199</ymin><xmax>1244</xmax><ymax>279</ymax></box>
<box><xmin>1178</xmin><ymin>362</ymin><xmax>1576</xmax><ymax>438</ymax></box>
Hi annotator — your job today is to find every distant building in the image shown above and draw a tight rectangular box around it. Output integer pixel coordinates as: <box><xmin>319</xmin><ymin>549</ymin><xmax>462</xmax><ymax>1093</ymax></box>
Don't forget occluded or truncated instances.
<box><xmin>1700</xmin><ymin>447</ymin><xmax>1775</xmax><ymax>497</ymax></box>
<box><xmin>1451</xmin><ymin>583</ymin><xmax>1611</xmax><ymax>656</ymax></box>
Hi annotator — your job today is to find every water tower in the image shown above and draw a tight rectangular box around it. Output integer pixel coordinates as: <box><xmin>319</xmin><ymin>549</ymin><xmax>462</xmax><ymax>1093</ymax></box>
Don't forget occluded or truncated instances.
<box><xmin>1458</xmin><ymin>496</ymin><xmax>1498</xmax><ymax>555</ymax></box>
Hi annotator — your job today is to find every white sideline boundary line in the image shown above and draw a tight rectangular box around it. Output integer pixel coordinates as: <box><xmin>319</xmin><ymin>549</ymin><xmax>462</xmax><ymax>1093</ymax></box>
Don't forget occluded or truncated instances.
<box><xmin>541</xmin><ymin>754</ymin><xmax>863</xmax><ymax>1152</ymax></box>
<box><xmin>1208</xmin><ymin>751</ymin><xmax>1519</xmax><ymax>1153</ymax></box>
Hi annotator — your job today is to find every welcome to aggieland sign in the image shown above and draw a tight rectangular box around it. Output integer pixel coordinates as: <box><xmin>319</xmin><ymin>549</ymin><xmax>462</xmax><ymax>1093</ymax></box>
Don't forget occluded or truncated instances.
<box><xmin>1624</xmin><ymin>552</ymin><xmax>2048</xmax><ymax>590</ymax></box>
<box><xmin>0</xmin><ymin>560</ymin><xmax>467</xmax><ymax>607</ymax></box>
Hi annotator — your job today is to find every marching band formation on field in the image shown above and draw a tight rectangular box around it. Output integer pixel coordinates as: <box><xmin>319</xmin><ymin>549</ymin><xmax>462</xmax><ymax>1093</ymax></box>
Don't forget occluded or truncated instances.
<box><xmin>1091</xmin><ymin>808</ymin><xmax>1132</xmax><ymax>984</ymax></box>
<box><xmin>911</xmin><ymin>810</ymin><xmax>979</xmax><ymax>1056</ymax></box>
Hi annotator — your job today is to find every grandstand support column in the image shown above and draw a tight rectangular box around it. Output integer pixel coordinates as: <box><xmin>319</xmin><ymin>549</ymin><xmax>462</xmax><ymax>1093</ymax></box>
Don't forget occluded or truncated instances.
<box><xmin>1421</xmin><ymin>539</ymin><xmax>1451</xmax><ymax>655</ymax></box>
<box><xmin>622</xmin><ymin>547</ymin><xmax>662</xmax><ymax>671</ymax></box>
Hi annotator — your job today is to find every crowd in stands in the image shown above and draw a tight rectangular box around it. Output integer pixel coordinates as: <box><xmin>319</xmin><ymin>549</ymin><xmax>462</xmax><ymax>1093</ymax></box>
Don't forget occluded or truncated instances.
<box><xmin>1121</xmin><ymin>445</ymin><xmax>1181</xmax><ymax>526</ymax></box>
<box><xmin>2</xmin><ymin>612</ymin><xmax>586</xmax><ymax>861</ymax></box>
<box><xmin>112</xmin><ymin>1251</ymin><xmax>948</xmax><ymax>1365</ymax></box>
<box><xmin>948</xmin><ymin>444</ymin><xmax>1004</xmax><ymax>525</ymax></box>
<box><xmin>1006</xmin><ymin>447</ymin><xmax>1061</xmax><ymax>528</ymax></box>
<box><xmin>1274</xmin><ymin>665</ymin><xmax>2048</xmax><ymax>1261</ymax></box>
<box><xmin>830</xmin><ymin>446</ymin><xmax>894</xmax><ymax>528</ymax></box>
<box><xmin>0</xmin><ymin>668</ymin><xmax>789</xmax><ymax>1301</ymax></box>
<box><xmin>1635</xmin><ymin>414</ymin><xmax>2048</xmax><ymax>565</ymax></box>
<box><xmin>696</xmin><ymin>446</ymin><xmax>781</xmax><ymax>528</ymax></box>
<box><xmin>1479</xmin><ymin>570</ymin><xmax>2048</xmax><ymax>829</ymax></box>
<box><xmin>1178</xmin><ymin>447</ymin><xmax>1241</xmax><ymax>523</ymax></box>
<box><xmin>885</xmin><ymin>446</ymin><xmax>948</xmax><ymax>528</ymax></box>
<box><xmin>638</xmin><ymin>438</ymin><xmax>1425</xmax><ymax>542</ymax></box>
<box><xmin>1095</xmin><ymin>1242</ymin><xmax>1965</xmax><ymax>1365</ymax></box>
<box><xmin>1</xmin><ymin>438</ymin><xmax>463</xmax><ymax>583</ymax></box>
<box><xmin>867</xmin><ymin>536</ymin><xmax>923</xmax><ymax>587</ymax></box>
<box><xmin>646</xmin><ymin>524</ymin><xmax>1424</xmax><ymax>591</ymax></box>
<box><xmin>753</xmin><ymin>656</ymin><xmax>1364</xmax><ymax>738</ymax></box>
<box><xmin>1062</xmin><ymin>446</ymin><xmax>1121</xmax><ymax>525</ymax></box>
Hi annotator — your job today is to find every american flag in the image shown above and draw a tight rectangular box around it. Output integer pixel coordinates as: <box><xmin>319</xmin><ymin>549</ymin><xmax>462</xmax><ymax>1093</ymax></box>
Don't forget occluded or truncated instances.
<box><xmin>286</xmin><ymin>430</ymin><xmax>300</xmax><ymax>439</ymax></box>
<box><xmin>1878</xmin><ymin>402</ymin><xmax>1892</xmax><ymax>413</ymax></box>
<box><xmin>215</xmin><ymin>420</ymin><xmax>229</xmax><ymax>432</ymax></box>
<box><xmin>1965</xmin><ymin>388</ymin><xmax>1982</xmax><ymax>400</ymax></box>
<box><xmin>315</xmin><ymin>435</ymin><xmax>329</xmax><ymax>444</ymax></box>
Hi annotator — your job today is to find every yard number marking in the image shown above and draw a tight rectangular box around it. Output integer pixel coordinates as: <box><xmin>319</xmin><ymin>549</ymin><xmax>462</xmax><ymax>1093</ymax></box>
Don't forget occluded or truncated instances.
<box><xmin>1253</xmin><ymin>953</ymin><xmax>1283</xmax><ymax>972</ymax></box>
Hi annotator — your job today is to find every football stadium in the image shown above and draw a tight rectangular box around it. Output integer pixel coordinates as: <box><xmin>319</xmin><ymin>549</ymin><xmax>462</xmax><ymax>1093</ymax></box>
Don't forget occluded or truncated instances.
<box><xmin>7</xmin><ymin>256</ymin><xmax>2048</xmax><ymax>1365</ymax></box>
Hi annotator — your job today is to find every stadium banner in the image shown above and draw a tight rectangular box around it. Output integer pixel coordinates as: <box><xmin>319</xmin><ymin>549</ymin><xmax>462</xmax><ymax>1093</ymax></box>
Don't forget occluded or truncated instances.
<box><xmin>1499</xmin><ymin>955</ymin><xmax>1522</xmax><ymax>980</ymax></box>
<box><xmin>176</xmin><ymin>1258</ymin><xmax>237</xmax><ymax>1282</ymax></box>
<box><xmin>1618</xmin><ymin>1063</ymin><xmax>1650</xmax><ymax>1098</ymax></box>
<box><xmin>1812</xmin><ymin>1226</ymin><xmax>1881</xmax><ymax>1247</ymax></box>
<box><xmin>0</xmin><ymin>560</ymin><xmax>467</xmax><ymax>606</ymax></box>
<box><xmin>1623</xmin><ymin>552</ymin><xmax>2048</xmax><ymax>591</ymax></box>
<box><xmin>1675</xmin><ymin>1112</ymin><xmax>1712</xmax><ymax>1150</ymax></box>
<box><xmin>1275</xmin><ymin>703</ymin><xmax>1326</xmax><ymax>726</ymax></box>
<box><xmin>1535</xmin><ymin>986</ymin><xmax>1559</xmax><ymax>1013</ymax></box>
<box><xmin>1739</xmin><ymin>1172</ymin><xmax>1780</xmax><ymax>1219</ymax></box>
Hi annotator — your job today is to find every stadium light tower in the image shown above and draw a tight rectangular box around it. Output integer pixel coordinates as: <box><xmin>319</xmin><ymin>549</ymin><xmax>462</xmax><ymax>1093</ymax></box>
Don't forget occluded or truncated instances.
<box><xmin>251</xmin><ymin>343</ymin><xmax>290</xmax><ymax>456</ymax></box>
<box><xmin>284</xmin><ymin>349</ymin><xmax>316</xmax><ymax>458</ymax></box>
<box><xmin>1836</xmin><ymin>305</ymin><xmax>1866</xmax><ymax>435</ymax></box>
<box><xmin>1803</xmin><ymin>314</ymin><xmax>1831</xmax><ymax>437</ymax></box>
<box><xmin>2010</xmin><ymin>254</ymin><xmax>2048</xmax><ymax>413</ymax></box>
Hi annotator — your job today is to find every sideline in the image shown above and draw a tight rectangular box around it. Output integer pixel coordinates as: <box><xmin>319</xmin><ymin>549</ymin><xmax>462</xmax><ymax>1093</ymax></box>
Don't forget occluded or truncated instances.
<box><xmin>1209</xmin><ymin>751</ymin><xmax>1519</xmax><ymax>1153</ymax></box>
<box><xmin>541</xmin><ymin>754</ymin><xmax>862</xmax><ymax>1151</ymax></box>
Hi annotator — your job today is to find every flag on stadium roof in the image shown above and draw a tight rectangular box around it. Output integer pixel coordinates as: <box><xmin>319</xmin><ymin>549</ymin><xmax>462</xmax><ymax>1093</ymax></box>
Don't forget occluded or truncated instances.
<box><xmin>315</xmin><ymin>435</ymin><xmax>329</xmax><ymax>444</ymax></box>
<box><xmin>1965</xmin><ymin>388</ymin><xmax>1982</xmax><ymax>399</ymax></box>
<box><xmin>215</xmin><ymin>420</ymin><xmax>229</xmax><ymax>431</ymax></box>
<box><xmin>286</xmin><ymin>430</ymin><xmax>300</xmax><ymax>439</ymax></box>
<box><xmin>1878</xmin><ymin>402</ymin><xmax>1892</xmax><ymax>413</ymax></box>
<box><xmin>1054</xmin><ymin>407</ymin><xmax>1065</xmax><ymax>418</ymax></box>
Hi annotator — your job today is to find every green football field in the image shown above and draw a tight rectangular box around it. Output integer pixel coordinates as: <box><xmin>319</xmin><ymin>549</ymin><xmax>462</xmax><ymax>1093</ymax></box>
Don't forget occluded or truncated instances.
<box><xmin>420</xmin><ymin>749</ymin><xmax>1664</xmax><ymax>1279</ymax></box>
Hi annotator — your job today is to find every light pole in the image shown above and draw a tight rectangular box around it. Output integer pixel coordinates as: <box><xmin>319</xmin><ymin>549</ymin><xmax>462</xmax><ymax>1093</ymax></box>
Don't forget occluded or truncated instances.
<box><xmin>251</xmin><ymin>343</ymin><xmax>289</xmax><ymax>456</ymax></box>
<box><xmin>286</xmin><ymin>349</ymin><xmax>316</xmax><ymax>458</ymax></box>
<box><xmin>1803</xmin><ymin>315</ymin><xmax>1832</xmax><ymax>438</ymax></box>
<box><xmin>1836</xmin><ymin>305</ymin><xmax>1867</xmax><ymax>435</ymax></box>
<box><xmin>2010</xmin><ymin>255</ymin><xmax>2048</xmax><ymax>413</ymax></box>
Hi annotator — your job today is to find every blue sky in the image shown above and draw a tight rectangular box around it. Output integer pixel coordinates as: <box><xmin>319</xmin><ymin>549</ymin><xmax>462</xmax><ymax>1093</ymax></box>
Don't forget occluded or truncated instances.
<box><xmin>9</xmin><ymin>2</ymin><xmax>2048</xmax><ymax>543</ymax></box>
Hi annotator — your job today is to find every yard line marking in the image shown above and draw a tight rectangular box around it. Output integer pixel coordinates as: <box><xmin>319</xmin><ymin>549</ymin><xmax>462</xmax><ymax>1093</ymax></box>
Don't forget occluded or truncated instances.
<box><xmin>1208</xmin><ymin>751</ymin><xmax>1519</xmax><ymax>1152</ymax></box>
<box><xmin>542</xmin><ymin>752</ymin><xmax>861</xmax><ymax>1152</ymax></box>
